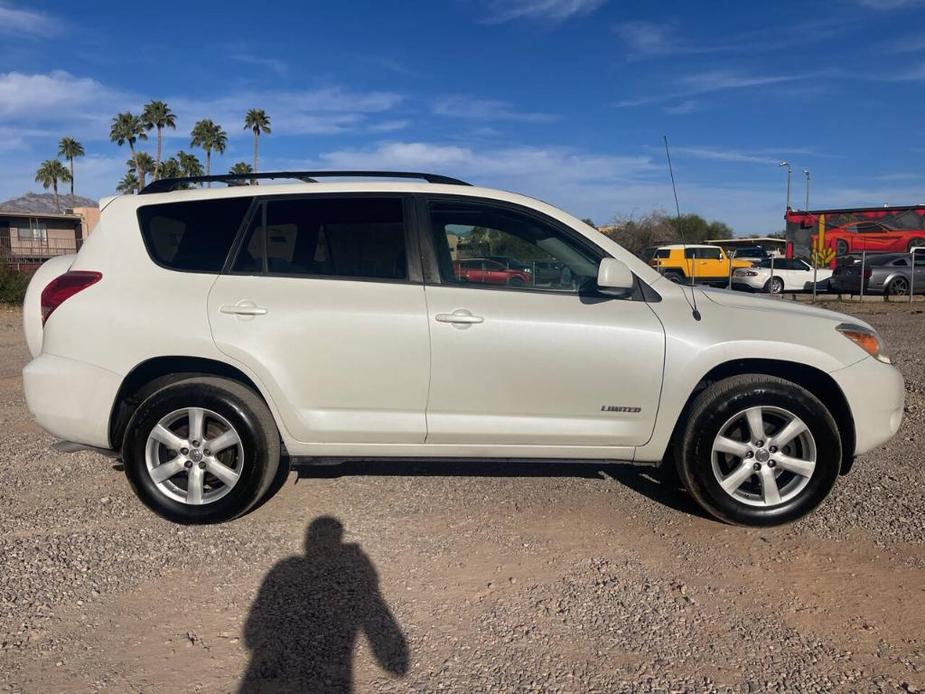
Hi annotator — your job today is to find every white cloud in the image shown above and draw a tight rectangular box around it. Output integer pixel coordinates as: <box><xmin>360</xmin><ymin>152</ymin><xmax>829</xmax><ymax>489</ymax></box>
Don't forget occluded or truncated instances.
<box><xmin>483</xmin><ymin>0</ymin><xmax>605</xmax><ymax>23</ymax></box>
<box><xmin>0</xmin><ymin>71</ymin><xmax>132</xmax><ymax>126</ymax></box>
<box><xmin>0</xmin><ymin>3</ymin><xmax>63</xmax><ymax>37</ymax></box>
<box><xmin>663</xmin><ymin>100</ymin><xmax>699</xmax><ymax>115</ymax></box>
<box><xmin>230</xmin><ymin>54</ymin><xmax>289</xmax><ymax>75</ymax></box>
<box><xmin>433</xmin><ymin>96</ymin><xmax>557</xmax><ymax>122</ymax></box>
<box><xmin>615</xmin><ymin>70</ymin><xmax>819</xmax><ymax>108</ymax></box>
<box><xmin>612</xmin><ymin>21</ymin><xmax>714</xmax><ymax>61</ymax></box>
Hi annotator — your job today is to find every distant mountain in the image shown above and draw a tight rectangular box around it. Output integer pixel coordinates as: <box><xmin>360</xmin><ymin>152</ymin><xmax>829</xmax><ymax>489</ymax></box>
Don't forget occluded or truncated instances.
<box><xmin>0</xmin><ymin>192</ymin><xmax>98</xmax><ymax>215</ymax></box>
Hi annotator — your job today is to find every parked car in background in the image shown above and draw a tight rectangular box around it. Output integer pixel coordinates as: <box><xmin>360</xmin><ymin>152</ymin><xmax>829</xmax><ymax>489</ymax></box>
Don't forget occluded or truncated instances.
<box><xmin>732</xmin><ymin>258</ymin><xmax>832</xmax><ymax>294</ymax></box>
<box><xmin>830</xmin><ymin>252</ymin><xmax>925</xmax><ymax>296</ymax></box>
<box><xmin>453</xmin><ymin>258</ymin><xmax>531</xmax><ymax>286</ymax></box>
<box><xmin>22</xmin><ymin>170</ymin><xmax>904</xmax><ymax>527</ymax></box>
<box><xmin>649</xmin><ymin>244</ymin><xmax>753</xmax><ymax>285</ymax></box>
<box><xmin>728</xmin><ymin>245</ymin><xmax>770</xmax><ymax>263</ymax></box>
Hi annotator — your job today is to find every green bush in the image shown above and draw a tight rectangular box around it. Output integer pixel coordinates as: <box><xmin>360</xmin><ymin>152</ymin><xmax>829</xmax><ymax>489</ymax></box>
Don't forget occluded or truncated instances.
<box><xmin>0</xmin><ymin>260</ymin><xmax>33</xmax><ymax>304</ymax></box>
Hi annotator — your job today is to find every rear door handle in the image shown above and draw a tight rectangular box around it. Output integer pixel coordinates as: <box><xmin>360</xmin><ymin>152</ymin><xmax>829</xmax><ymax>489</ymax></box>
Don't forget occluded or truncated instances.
<box><xmin>220</xmin><ymin>300</ymin><xmax>268</xmax><ymax>317</ymax></box>
<box><xmin>435</xmin><ymin>309</ymin><xmax>484</xmax><ymax>326</ymax></box>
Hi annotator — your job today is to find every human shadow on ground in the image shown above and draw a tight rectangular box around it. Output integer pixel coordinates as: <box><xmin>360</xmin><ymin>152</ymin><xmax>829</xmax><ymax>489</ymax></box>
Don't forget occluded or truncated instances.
<box><xmin>239</xmin><ymin>516</ymin><xmax>408</xmax><ymax>693</ymax></box>
<box><xmin>287</xmin><ymin>458</ymin><xmax>710</xmax><ymax>520</ymax></box>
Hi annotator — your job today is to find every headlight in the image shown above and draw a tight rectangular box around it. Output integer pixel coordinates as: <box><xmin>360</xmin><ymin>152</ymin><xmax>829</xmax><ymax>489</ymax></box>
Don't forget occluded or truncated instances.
<box><xmin>836</xmin><ymin>323</ymin><xmax>890</xmax><ymax>363</ymax></box>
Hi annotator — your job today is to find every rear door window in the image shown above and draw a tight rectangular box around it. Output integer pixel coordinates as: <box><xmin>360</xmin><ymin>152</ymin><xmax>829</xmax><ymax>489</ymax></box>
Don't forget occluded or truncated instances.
<box><xmin>138</xmin><ymin>197</ymin><xmax>253</xmax><ymax>272</ymax></box>
<box><xmin>233</xmin><ymin>196</ymin><xmax>408</xmax><ymax>280</ymax></box>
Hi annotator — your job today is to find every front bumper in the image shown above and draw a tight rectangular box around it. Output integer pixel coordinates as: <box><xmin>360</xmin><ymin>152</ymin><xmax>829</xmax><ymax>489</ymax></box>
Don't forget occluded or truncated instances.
<box><xmin>830</xmin><ymin>356</ymin><xmax>904</xmax><ymax>456</ymax></box>
<box><xmin>23</xmin><ymin>353</ymin><xmax>121</xmax><ymax>450</ymax></box>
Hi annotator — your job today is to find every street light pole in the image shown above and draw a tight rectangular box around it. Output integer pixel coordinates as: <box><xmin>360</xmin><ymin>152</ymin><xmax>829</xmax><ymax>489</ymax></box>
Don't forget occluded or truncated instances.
<box><xmin>778</xmin><ymin>161</ymin><xmax>792</xmax><ymax>210</ymax></box>
<box><xmin>803</xmin><ymin>169</ymin><xmax>811</xmax><ymax>210</ymax></box>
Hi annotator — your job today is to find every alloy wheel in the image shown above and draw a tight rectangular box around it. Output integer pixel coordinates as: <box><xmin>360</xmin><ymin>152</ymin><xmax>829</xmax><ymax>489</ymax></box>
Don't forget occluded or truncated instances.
<box><xmin>144</xmin><ymin>407</ymin><xmax>245</xmax><ymax>505</ymax></box>
<box><xmin>711</xmin><ymin>406</ymin><xmax>816</xmax><ymax>507</ymax></box>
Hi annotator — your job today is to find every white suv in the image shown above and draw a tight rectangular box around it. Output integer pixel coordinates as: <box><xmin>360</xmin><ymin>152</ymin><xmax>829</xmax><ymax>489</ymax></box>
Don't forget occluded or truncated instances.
<box><xmin>22</xmin><ymin>171</ymin><xmax>904</xmax><ymax>526</ymax></box>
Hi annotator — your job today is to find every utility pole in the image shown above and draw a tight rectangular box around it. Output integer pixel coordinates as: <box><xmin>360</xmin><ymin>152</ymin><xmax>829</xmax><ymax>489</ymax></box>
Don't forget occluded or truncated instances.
<box><xmin>803</xmin><ymin>169</ymin><xmax>811</xmax><ymax>210</ymax></box>
<box><xmin>778</xmin><ymin>161</ymin><xmax>792</xmax><ymax>210</ymax></box>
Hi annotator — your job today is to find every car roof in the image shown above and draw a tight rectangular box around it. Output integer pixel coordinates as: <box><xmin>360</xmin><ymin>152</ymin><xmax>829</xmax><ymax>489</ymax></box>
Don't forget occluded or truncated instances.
<box><xmin>655</xmin><ymin>244</ymin><xmax>720</xmax><ymax>250</ymax></box>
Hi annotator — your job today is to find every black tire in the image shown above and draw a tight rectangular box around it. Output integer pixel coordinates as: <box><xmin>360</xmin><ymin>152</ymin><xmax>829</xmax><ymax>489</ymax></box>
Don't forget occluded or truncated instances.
<box><xmin>907</xmin><ymin>237</ymin><xmax>925</xmax><ymax>252</ymax></box>
<box><xmin>887</xmin><ymin>276</ymin><xmax>909</xmax><ymax>296</ymax></box>
<box><xmin>122</xmin><ymin>377</ymin><xmax>281</xmax><ymax>524</ymax></box>
<box><xmin>507</xmin><ymin>276</ymin><xmax>526</xmax><ymax>287</ymax></box>
<box><xmin>766</xmin><ymin>277</ymin><xmax>784</xmax><ymax>294</ymax></box>
<box><xmin>665</xmin><ymin>271</ymin><xmax>685</xmax><ymax>284</ymax></box>
<box><xmin>675</xmin><ymin>375</ymin><xmax>841</xmax><ymax>526</ymax></box>
<box><xmin>835</xmin><ymin>239</ymin><xmax>849</xmax><ymax>256</ymax></box>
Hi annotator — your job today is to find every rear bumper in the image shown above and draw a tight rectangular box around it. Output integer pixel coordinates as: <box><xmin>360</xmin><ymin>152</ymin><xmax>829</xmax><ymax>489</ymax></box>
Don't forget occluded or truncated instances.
<box><xmin>830</xmin><ymin>356</ymin><xmax>904</xmax><ymax>456</ymax></box>
<box><xmin>23</xmin><ymin>353</ymin><xmax>121</xmax><ymax>449</ymax></box>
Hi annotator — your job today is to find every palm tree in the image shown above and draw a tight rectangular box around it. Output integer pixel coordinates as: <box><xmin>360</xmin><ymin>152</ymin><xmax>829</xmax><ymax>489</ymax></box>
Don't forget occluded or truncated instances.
<box><xmin>110</xmin><ymin>112</ymin><xmax>147</xmax><ymax>185</ymax></box>
<box><xmin>57</xmin><ymin>137</ymin><xmax>84</xmax><ymax>204</ymax></box>
<box><xmin>34</xmin><ymin>159</ymin><xmax>72</xmax><ymax>212</ymax></box>
<box><xmin>176</xmin><ymin>150</ymin><xmax>204</xmax><ymax>178</ymax></box>
<box><xmin>133</xmin><ymin>152</ymin><xmax>156</xmax><ymax>191</ymax></box>
<box><xmin>190</xmin><ymin>119</ymin><xmax>227</xmax><ymax>185</ymax></box>
<box><xmin>243</xmin><ymin>108</ymin><xmax>271</xmax><ymax>174</ymax></box>
<box><xmin>141</xmin><ymin>100</ymin><xmax>176</xmax><ymax>179</ymax></box>
<box><xmin>159</xmin><ymin>156</ymin><xmax>182</xmax><ymax>180</ymax></box>
<box><xmin>228</xmin><ymin>161</ymin><xmax>253</xmax><ymax>186</ymax></box>
<box><xmin>116</xmin><ymin>170</ymin><xmax>139</xmax><ymax>195</ymax></box>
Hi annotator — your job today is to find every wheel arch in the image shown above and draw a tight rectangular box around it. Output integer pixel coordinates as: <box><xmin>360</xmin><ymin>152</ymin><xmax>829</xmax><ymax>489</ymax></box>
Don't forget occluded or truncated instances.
<box><xmin>109</xmin><ymin>355</ymin><xmax>275</xmax><ymax>452</ymax></box>
<box><xmin>668</xmin><ymin>358</ymin><xmax>856</xmax><ymax>475</ymax></box>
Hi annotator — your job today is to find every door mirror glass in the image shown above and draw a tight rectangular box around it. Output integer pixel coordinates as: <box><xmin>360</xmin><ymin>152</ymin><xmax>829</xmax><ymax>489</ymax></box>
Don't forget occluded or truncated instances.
<box><xmin>597</xmin><ymin>258</ymin><xmax>634</xmax><ymax>291</ymax></box>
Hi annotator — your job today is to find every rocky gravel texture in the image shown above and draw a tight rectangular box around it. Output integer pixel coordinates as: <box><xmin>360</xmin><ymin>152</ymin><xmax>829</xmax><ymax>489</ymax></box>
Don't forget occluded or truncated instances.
<box><xmin>0</xmin><ymin>303</ymin><xmax>923</xmax><ymax>692</ymax></box>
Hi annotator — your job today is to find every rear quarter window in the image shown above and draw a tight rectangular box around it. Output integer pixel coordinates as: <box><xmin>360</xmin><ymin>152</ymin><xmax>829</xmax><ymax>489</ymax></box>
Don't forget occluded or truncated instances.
<box><xmin>137</xmin><ymin>197</ymin><xmax>253</xmax><ymax>272</ymax></box>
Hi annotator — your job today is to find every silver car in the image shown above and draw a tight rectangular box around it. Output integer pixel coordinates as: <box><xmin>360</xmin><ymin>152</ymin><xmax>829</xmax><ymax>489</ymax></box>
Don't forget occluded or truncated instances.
<box><xmin>830</xmin><ymin>253</ymin><xmax>925</xmax><ymax>296</ymax></box>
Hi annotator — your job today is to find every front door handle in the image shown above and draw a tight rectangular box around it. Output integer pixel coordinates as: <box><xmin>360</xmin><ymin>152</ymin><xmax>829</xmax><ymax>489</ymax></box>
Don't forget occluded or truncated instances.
<box><xmin>435</xmin><ymin>309</ymin><xmax>484</xmax><ymax>326</ymax></box>
<box><xmin>220</xmin><ymin>300</ymin><xmax>268</xmax><ymax>317</ymax></box>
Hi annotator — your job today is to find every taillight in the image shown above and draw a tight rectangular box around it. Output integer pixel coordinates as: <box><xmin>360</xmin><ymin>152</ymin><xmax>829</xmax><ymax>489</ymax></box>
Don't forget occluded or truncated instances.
<box><xmin>40</xmin><ymin>271</ymin><xmax>102</xmax><ymax>325</ymax></box>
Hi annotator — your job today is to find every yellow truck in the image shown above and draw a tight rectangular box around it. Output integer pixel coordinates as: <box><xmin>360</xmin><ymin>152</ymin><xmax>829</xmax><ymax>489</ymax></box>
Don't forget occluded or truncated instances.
<box><xmin>648</xmin><ymin>244</ymin><xmax>753</xmax><ymax>285</ymax></box>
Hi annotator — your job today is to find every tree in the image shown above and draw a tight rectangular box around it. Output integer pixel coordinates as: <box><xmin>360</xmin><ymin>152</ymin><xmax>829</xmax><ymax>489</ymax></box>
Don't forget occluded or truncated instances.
<box><xmin>57</xmin><ymin>137</ymin><xmax>84</xmax><ymax>205</ymax></box>
<box><xmin>116</xmin><ymin>170</ymin><xmax>139</xmax><ymax>195</ymax></box>
<box><xmin>602</xmin><ymin>211</ymin><xmax>678</xmax><ymax>256</ymax></box>
<box><xmin>190</xmin><ymin>119</ymin><xmax>227</xmax><ymax>184</ymax></box>
<box><xmin>159</xmin><ymin>156</ymin><xmax>182</xmax><ymax>180</ymax></box>
<box><xmin>110</xmin><ymin>112</ymin><xmax>147</xmax><ymax>188</ymax></box>
<box><xmin>133</xmin><ymin>152</ymin><xmax>156</xmax><ymax>191</ymax></box>
<box><xmin>141</xmin><ymin>100</ymin><xmax>176</xmax><ymax>179</ymax></box>
<box><xmin>243</xmin><ymin>108</ymin><xmax>271</xmax><ymax>174</ymax></box>
<box><xmin>580</xmin><ymin>217</ymin><xmax>597</xmax><ymax>229</ymax></box>
<box><xmin>228</xmin><ymin>161</ymin><xmax>254</xmax><ymax>186</ymax></box>
<box><xmin>176</xmin><ymin>150</ymin><xmax>204</xmax><ymax>178</ymax></box>
<box><xmin>34</xmin><ymin>159</ymin><xmax>72</xmax><ymax>212</ymax></box>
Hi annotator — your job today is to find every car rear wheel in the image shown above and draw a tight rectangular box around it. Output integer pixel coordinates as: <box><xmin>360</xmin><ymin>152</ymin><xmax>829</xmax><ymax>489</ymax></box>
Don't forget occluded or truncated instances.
<box><xmin>122</xmin><ymin>377</ymin><xmax>281</xmax><ymax>524</ymax></box>
<box><xmin>907</xmin><ymin>238</ymin><xmax>925</xmax><ymax>252</ymax></box>
<box><xmin>766</xmin><ymin>277</ymin><xmax>784</xmax><ymax>294</ymax></box>
<box><xmin>507</xmin><ymin>276</ymin><xmax>526</xmax><ymax>287</ymax></box>
<box><xmin>887</xmin><ymin>276</ymin><xmax>909</xmax><ymax>296</ymax></box>
<box><xmin>675</xmin><ymin>375</ymin><xmax>841</xmax><ymax>526</ymax></box>
<box><xmin>665</xmin><ymin>271</ymin><xmax>685</xmax><ymax>284</ymax></box>
<box><xmin>835</xmin><ymin>239</ymin><xmax>849</xmax><ymax>256</ymax></box>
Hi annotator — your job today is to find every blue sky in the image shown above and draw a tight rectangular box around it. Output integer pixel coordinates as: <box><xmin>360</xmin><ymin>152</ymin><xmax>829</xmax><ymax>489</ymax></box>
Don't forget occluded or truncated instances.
<box><xmin>2</xmin><ymin>0</ymin><xmax>925</xmax><ymax>233</ymax></box>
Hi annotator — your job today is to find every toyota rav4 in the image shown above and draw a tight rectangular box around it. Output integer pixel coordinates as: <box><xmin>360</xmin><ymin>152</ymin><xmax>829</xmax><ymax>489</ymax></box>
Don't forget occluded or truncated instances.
<box><xmin>22</xmin><ymin>171</ymin><xmax>904</xmax><ymax>526</ymax></box>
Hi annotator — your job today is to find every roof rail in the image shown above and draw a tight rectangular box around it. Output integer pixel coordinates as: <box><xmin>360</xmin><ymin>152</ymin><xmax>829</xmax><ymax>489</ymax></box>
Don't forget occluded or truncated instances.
<box><xmin>139</xmin><ymin>170</ymin><xmax>471</xmax><ymax>194</ymax></box>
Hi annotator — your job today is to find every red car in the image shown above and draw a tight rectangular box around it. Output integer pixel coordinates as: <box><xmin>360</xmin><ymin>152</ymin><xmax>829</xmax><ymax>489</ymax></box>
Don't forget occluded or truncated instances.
<box><xmin>820</xmin><ymin>221</ymin><xmax>925</xmax><ymax>256</ymax></box>
<box><xmin>453</xmin><ymin>258</ymin><xmax>531</xmax><ymax>286</ymax></box>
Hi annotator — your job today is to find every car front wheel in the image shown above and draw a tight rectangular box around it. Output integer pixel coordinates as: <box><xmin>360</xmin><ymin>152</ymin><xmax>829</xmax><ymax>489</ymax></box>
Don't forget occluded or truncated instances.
<box><xmin>122</xmin><ymin>377</ymin><xmax>281</xmax><ymax>524</ymax></box>
<box><xmin>676</xmin><ymin>375</ymin><xmax>841</xmax><ymax>526</ymax></box>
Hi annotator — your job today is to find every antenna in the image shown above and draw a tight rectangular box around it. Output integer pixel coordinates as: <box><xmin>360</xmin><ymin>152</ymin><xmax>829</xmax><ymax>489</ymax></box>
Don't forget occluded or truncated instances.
<box><xmin>663</xmin><ymin>135</ymin><xmax>701</xmax><ymax>321</ymax></box>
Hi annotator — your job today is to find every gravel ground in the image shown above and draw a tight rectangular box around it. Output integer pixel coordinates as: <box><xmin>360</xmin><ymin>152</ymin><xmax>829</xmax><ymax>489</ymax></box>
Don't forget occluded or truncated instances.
<box><xmin>0</xmin><ymin>303</ymin><xmax>922</xmax><ymax>693</ymax></box>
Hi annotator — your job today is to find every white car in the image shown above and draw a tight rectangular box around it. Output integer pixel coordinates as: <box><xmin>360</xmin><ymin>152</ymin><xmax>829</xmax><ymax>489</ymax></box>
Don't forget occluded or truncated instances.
<box><xmin>733</xmin><ymin>258</ymin><xmax>833</xmax><ymax>294</ymax></box>
<box><xmin>22</xmin><ymin>171</ymin><xmax>904</xmax><ymax>526</ymax></box>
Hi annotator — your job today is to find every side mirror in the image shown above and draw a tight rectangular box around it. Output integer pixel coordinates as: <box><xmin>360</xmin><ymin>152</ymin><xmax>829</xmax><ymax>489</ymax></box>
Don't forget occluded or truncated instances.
<box><xmin>597</xmin><ymin>258</ymin><xmax>634</xmax><ymax>291</ymax></box>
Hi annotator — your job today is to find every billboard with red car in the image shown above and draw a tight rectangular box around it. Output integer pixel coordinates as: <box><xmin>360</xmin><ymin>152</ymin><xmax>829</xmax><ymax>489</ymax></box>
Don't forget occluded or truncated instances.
<box><xmin>785</xmin><ymin>205</ymin><xmax>925</xmax><ymax>266</ymax></box>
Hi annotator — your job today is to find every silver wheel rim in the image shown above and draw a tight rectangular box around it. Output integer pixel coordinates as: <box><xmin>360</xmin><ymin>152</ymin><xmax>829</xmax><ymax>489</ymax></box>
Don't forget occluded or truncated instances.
<box><xmin>144</xmin><ymin>407</ymin><xmax>244</xmax><ymax>505</ymax></box>
<box><xmin>890</xmin><ymin>278</ymin><xmax>908</xmax><ymax>295</ymax></box>
<box><xmin>769</xmin><ymin>278</ymin><xmax>783</xmax><ymax>294</ymax></box>
<box><xmin>711</xmin><ymin>406</ymin><xmax>816</xmax><ymax>508</ymax></box>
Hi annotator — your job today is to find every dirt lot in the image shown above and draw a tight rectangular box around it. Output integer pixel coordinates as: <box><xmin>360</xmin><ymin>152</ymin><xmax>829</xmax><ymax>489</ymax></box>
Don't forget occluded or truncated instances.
<box><xmin>0</xmin><ymin>303</ymin><xmax>923</xmax><ymax>693</ymax></box>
